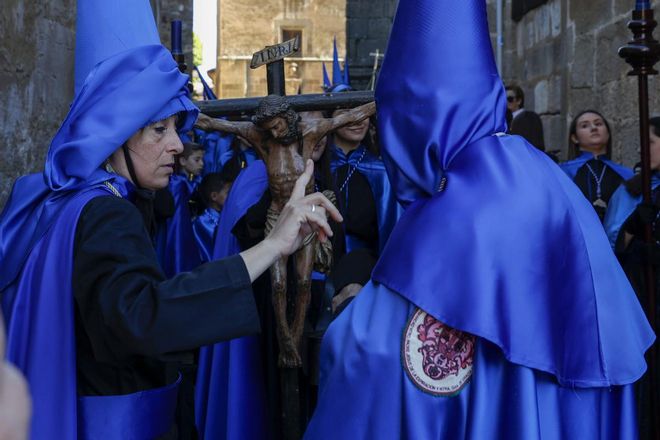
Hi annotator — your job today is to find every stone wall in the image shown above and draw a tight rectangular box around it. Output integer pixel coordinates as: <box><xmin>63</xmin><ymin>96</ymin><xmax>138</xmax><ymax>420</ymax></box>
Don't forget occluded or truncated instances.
<box><xmin>0</xmin><ymin>0</ymin><xmax>193</xmax><ymax>209</ymax></box>
<box><xmin>216</xmin><ymin>0</ymin><xmax>346</xmax><ymax>98</ymax></box>
<box><xmin>345</xmin><ymin>0</ymin><xmax>397</xmax><ymax>90</ymax></box>
<box><xmin>498</xmin><ymin>0</ymin><xmax>660</xmax><ymax>163</ymax></box>
<box><xmin>345</xmin><ymin>0</ymin><xmax>659</xmax><ymax>164</ymax></box>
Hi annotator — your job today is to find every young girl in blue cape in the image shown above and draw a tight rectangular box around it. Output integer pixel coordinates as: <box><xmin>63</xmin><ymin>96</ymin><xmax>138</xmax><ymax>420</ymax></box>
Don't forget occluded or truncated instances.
<box><xmin>0</xmin><ymin>1</ymin><xmax>341</xmax><ymax>438</ymax></box>
<box><xmin>560</xmin><ymin>110</ymin><xmax>633</xmax><ymax>222</ymax></box>
<box><xmin>304</xmin><ymin>1</ymin><xmax>654</xmax><ymax>439</ymax></box>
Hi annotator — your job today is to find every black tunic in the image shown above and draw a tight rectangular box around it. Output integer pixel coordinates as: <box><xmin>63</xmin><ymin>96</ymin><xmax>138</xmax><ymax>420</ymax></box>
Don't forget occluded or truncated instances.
<box><xmin>574</xmin><ymin>158</ymin><xmax>624</xmax><ymax>221</ymax></box>
<box><xmin>333</xmin><ymin>162</ymin><xmax>379</xmax><ymax>252</ymax></box>
<box><xmin>72</xmin><ymin>195</ymin><xmax>259</xmax><ymax>396</ymax></box>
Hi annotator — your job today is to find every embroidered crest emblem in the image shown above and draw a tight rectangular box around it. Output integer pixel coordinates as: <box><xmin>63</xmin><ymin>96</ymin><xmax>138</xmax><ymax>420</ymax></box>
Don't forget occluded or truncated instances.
<box><xmin>402</xmin><ymin>308</ymin><xmax>475</xmax><ymax>396</ymax></box>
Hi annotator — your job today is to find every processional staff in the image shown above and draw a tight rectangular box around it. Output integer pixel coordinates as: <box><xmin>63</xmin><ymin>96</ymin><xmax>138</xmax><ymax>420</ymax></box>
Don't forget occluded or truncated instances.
<box><xmin>618</xmin><ymin>1</ymin><xmax>660</xmax><ymax>438</ymax></box>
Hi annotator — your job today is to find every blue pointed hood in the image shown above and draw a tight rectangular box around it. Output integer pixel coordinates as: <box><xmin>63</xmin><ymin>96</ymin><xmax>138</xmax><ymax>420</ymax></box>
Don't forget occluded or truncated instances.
<box><xmin>375</xmin><ymin>0</ymin><xmax>507</xmax><ymax>206</ymax></box>
<box><xmin>322</xmin><ymin>63</ymin><xmax>332</xmax><ymax>90</ymax></box>
<box><xmin>75</xmin><ymin>0</ymin><xmax>159</xmax><ymax>93</ymax></box>
<box><xmin>371</xmin><ymin>0</ymin><xmax>653</xmax><ymax>388</ymax></box>
<box><xmin>332</xmin><ymin>37</ymin><xmax>343</xmax><ymax>86</ymax></box>
<box><xmin>327</xmin><ymin>36</ymin><xmax>352</xmax><ymax>93</ymax></box>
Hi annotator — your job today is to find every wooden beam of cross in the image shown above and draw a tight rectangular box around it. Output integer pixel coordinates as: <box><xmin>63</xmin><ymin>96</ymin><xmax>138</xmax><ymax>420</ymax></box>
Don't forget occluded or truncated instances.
<box><xmin>194</xmin><ymin>90</ymin><xmax>375</xmax><ymax>118</ymax></box>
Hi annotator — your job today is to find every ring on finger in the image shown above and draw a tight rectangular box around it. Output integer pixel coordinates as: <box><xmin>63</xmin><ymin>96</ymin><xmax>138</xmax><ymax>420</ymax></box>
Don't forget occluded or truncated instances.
<box><xmin>311</xmin><ymin>205</ymin><xmax>316</xmax><ymax>213</ymax></box>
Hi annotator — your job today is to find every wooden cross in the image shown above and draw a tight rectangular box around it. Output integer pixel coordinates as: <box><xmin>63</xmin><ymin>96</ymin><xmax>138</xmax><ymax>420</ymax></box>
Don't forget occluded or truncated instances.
<box><xmin>195</xmin><ymin>40</ymin><xmax>375</xmax><ymax>440</ymax></box>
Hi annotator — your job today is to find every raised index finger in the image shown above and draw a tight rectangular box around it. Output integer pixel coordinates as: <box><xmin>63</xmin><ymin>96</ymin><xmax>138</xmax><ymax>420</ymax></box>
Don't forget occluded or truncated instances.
<box><xmin>290</xmin><ymin>159</ymin><xmax>314</xmax><ymax>201</ymax></box>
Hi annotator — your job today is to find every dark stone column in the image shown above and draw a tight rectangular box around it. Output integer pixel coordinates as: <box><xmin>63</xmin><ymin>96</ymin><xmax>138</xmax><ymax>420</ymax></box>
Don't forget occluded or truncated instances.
<box><xmin>346</xmin><ymin>0</ymin><xmax>397</xmax><ymax>90</ymax></box>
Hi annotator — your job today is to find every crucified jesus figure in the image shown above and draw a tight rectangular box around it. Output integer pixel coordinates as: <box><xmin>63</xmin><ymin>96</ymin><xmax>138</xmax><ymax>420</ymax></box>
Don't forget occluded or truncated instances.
<box><xmin>196</xmin><ymin>96</ymin><xmax>376</xmax><ymax>367</ymax></box>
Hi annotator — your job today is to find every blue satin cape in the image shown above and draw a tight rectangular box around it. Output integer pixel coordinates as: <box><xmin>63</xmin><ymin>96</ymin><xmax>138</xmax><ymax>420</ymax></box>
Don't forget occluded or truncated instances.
<box><xmin>155</xmin><ymin>173</ymin><xmax>203</xmax><ymax>277</ymax></box>
<box><xmin>193</xmin><ymin>207</ymin><xmax>222</xmax><ymax>263</ymax></box>
<box><xmin>330</xmin><ymin>145</ymin><xmax>402</xmax><ymax>253</ymax></box>
<box><xmin>560</xmin><ymin>151</ymin><xmax>633</xmax><ymax>181</ymax></box>
<box><xmin>603</xmin><ymin>174</ymin><xmax>660</xmax><ymax>249</ymax></box>
<box><xmin>305</xmin><ymin>282</ymin><xmax>639</xmax><ymax>439</ymax></box>
<box><xmin>195</xmin><ymin>161</ymin><xmax>269</xmax><ymax>440</ymax></box>
<box><xmin>305</xmin><ymin>0</ymin><xmax>654</xmax><ymax>437</ymax></box>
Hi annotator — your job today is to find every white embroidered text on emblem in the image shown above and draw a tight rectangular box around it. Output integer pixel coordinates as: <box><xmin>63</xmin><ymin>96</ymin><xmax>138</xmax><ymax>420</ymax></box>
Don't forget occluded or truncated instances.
<box><xmin>402</xmin><ymin>308</ymin><xmax>475</xmax><ymax>396</ymax></box>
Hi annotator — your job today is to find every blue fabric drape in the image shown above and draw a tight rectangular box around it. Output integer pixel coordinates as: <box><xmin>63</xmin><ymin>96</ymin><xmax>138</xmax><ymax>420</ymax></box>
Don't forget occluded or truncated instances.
<box><xmin>305</xmin><ymin>283</ymin><xmax>639</xmax><ymax>439</ymax></box>
<box><xmin>155</xmin><ymin>174</ymin><xmax>202</xmax><ymax>277</ymax></box>
<box><xmin>603</xmin><ymin>173</ymin><xmax>660</xmax><ymax>249</ymax></box>
<box><xmin>193</xmin><ymin>207</ymin><xmax>222</xmax><ymax>262</ymax></box>
<box><xmin>195</xmin><ymin>161</ymin><xmax>269</xmax><ymax>440</ymax></box>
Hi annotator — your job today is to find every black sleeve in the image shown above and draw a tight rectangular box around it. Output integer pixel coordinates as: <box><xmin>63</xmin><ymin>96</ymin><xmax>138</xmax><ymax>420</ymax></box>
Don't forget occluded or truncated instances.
<box><xmin>73</xmin><ymin>196</ymin><xmax>260</xmax><ymax>362</ymax></box>
<box><xmin>511</xmin><ymin>111</ymin><xmax>545</xmax><ymax>151</ymax></box>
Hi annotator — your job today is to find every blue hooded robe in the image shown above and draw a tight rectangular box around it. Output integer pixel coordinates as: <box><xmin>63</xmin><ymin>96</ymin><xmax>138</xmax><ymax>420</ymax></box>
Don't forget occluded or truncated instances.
<box><xmin>304</xmin><ymin>1</ymin><xmax>654</xmax><ymax>439</ymax></box>
<box><xmin>0</xmin><ymin>1</ymin><xmax>198</xmax><ymax>438</ymax></box>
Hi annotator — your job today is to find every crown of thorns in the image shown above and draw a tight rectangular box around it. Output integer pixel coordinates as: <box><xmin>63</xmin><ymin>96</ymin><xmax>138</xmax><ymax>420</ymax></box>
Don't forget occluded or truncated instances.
<box><xmin>252</xmin><ymin>95</ymin><xmax>294</xmax><ymax>125</ymax></box>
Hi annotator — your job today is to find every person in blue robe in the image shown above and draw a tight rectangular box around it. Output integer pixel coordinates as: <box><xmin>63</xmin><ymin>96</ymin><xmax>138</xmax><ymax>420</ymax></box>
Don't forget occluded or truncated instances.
<box><xmin>0</xmin><ymin>1</ymin><xmax>341</xmax><ymax>438</ymax></box>
<box><xmin>155</xmin><ymin>142</ymin><xmax>204</xmax><ymax>277</ymax></box>
<box><xmin>603</xmin><ymin>116</ymin><xmax>660</xmax><ymax>439</ymax></box>
<box><xmin>195</xmin><ymin>161</ymin><xmax>271</xmax><ymax>440</ymax></box>
<box><xmin>304</xmin><ymin>1</ymin><xmax>654</xmax><ymax>439</ymax></box>
<box><xmin>193</xmin><ymin>163</ymin><xmax>240</xmax><ymax>263</ymax></box>
<box><xmin>560</xmin><ymin>110</ymin><xmax>633</xmax><ymax>222</ymax></box>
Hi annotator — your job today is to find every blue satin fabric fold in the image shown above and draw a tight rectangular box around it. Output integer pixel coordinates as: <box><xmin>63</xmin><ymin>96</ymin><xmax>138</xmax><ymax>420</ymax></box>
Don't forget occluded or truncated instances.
<box><xmin>330</xmin><ymin>145</ymin><xmax>402</xmax><ymax>253</ymax></box>
<box><xmin>193</xmin><ymin>129</ymin><xmax>235</xmax><ymax>175</ymax></box>
<box><xmin>156</xmin><ymin>174</ymin><xmax>202</xmax><ymax>277</ymax></box>
<box><xmin>560</xmin><ymin>151</ymin><xmax>634</xmax><ymax>181</ymax></box>
<box><xmin>374</xmin><ymin>1</ymin><xmax>507</xmax><ymax>206</ymax></box>
<box><xmin>305</xmin><ymin>283</ymin><xmax>638</xmax><ymax>439</ymax></box>
<box><xmin>195</xmin><ymin>161</ymin><xmax>269</xmax><ymax>440</ymax></box>
<box><xmin>374</xmin><ymin>136</ymin><xmax>654</xmax><ymax>387</ymax></box>
<box><xmin>193</xmin><ymin>207</ymin><xmax>221</xmax><ymax>262</ymax></box>
<box><xmin>78</xmin><ymin>373</ymin><xmax>181</xmax><ymax>439</ymax></box>
<box><xmin>2</xmin><ymin>184</ymin><xmax>111</xmax><ymax>439</ymax></box>
<box><xmin>603</xmin><ymin>174</ymin><xmax>660</xmax><ymax>249</ymax></box>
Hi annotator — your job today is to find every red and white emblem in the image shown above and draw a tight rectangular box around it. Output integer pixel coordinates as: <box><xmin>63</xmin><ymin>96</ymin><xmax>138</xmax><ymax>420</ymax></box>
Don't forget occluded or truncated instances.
<box><xmin>402</xmin><ymin>308</ymin><xmax>475</xmax><ymax>396</ymax></box>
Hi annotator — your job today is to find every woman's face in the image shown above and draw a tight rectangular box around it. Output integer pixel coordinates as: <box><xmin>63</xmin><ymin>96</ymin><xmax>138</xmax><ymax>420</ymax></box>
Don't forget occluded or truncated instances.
<box><xmin>125</xmin><ymin>115</ymin><xmax>183</xmax><ymax>190</ymax></box>
<box><xmin>571</xmin><ymin>112</ymin><xmax>609</xmax><ymax>155</ymax></box>
<box><xmin>650</xmin><ymin>128</ymin><xmax>660</xmax><ymax>171</ymax></box>
<box><xmin>332</xmin><ymin>109</ymin><xmax>370</xmax><ymax>146</ymax></box>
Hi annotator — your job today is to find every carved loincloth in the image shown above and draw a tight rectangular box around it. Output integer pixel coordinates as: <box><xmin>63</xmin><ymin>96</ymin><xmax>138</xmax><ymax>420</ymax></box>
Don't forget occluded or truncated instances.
<box><xmin>264</xmin><ymin>190</ymin><xmax>336</xmax><ymax>274</ymax></box>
